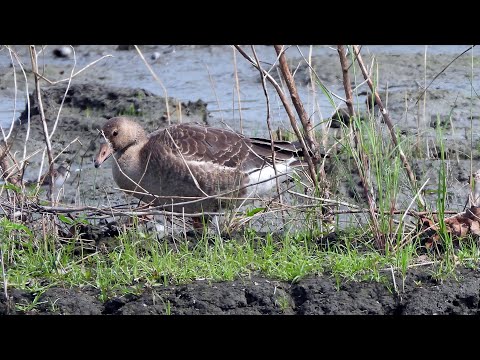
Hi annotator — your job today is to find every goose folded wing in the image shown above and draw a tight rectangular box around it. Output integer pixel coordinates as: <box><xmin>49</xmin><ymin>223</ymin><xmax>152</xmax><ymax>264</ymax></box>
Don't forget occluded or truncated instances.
<box><xmin>148</xmin><ymin>124</ymin><xmax>256</xmax><ymax>167</ymax></box>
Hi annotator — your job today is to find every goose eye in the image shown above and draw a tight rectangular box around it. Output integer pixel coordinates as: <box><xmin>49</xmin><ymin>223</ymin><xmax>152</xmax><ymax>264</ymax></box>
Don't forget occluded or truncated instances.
<box><xmin>113</xmin><ymin>130</ymin><xmax>118</xmax><ymax>137</ymax></box>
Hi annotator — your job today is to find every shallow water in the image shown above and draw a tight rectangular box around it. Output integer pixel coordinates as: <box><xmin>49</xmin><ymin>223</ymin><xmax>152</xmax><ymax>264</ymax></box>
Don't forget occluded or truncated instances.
<box><xmin>0</xmin><ymin>45</ymin><xmax>477</xmax><ymax>136</ymax></box>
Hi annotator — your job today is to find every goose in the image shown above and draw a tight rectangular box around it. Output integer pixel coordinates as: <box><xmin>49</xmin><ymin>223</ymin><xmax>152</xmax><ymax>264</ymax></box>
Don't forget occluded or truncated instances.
<box><xmin>94</xmin><ymin>116</ymin><xmax>307</xmax><ymax>215</ymax></box>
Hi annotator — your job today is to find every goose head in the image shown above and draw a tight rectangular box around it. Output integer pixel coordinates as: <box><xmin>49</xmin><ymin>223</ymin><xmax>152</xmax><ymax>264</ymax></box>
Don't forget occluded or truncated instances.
<box><xmin>94</xmin><ymin>116</ymin><xmax>147</xmax><ymax>168</ymax></box>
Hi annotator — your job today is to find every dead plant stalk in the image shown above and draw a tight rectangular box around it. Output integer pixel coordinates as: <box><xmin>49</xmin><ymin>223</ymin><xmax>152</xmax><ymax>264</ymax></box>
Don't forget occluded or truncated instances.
<box><xmin>273</xmin><ymin>45</ymin><xmax>321</xmax><ymax>186</ymax></box>
<box><xmin>251</xmin><ymin>45</ymin><xmax>284</xmax><ymax>222</ymax></box>
<box><xmin>337</xmin><ymin>45</ymin><xmax>382</xmax><ymax>247</ymax></box>
<box><xmin>29</xmin><ymin>45</ymin><xmax>54</xmax><ymax>203</ymax></box>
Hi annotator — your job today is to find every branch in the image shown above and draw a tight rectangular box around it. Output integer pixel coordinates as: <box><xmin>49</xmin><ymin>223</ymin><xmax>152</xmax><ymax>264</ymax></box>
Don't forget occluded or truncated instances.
<box><xmin>251</xmin><ymin>45</ymin><xmax>283</xmax><ymax>210</ymax></box>
<box><xmin>29</xmin><ymin>45</ymin><xmax>54</xmax><ymax>203</ymax></box>
<box><xmin>274</xmin><ymin>45</ymin><xmax>319</xmax><ymax>165</ymax></box>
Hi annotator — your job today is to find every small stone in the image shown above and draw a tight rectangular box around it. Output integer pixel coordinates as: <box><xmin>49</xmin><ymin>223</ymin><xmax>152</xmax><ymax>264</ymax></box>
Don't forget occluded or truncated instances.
<box><xmin>151</xmin><ymin>52</ymin><xmax>161</xmax><ymax>61</ymax></box>
<box><xmin>52</xmin><ymin>46</ymin><xmax>72</xmax><ymax>58</ymax></box>
<box><xmin>116</xmin><ymin>45</ymin><xmax>135</xmax><ymax>51</ymax></box>
<box><xmin>330</xmin><ymin>107</ymin><xmax>352</xmax><ymax>128</ymax></box>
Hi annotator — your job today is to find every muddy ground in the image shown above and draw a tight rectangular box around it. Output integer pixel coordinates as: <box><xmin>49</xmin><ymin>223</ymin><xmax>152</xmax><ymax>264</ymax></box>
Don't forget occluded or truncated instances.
<box><xmin>1</xmin><ymin>45</ymin><xmax>480</xmax><ymax>314</ymax></box>
<box><xmin>1</xmin><ymin>267</ymin><xmax>479</xmax><ymax>315</ymax></box>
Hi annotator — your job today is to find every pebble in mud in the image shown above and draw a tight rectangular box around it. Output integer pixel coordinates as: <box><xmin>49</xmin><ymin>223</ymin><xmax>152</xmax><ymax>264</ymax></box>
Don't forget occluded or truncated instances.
<box><xmin>116</xmin><ymin>45</ymin><xmax>135</xmax><ymax>51</ymax></box>
<box><xmin>52</xmin><ymin>46</ymin><xmax>72</xmax><ymax>58</ymax></box>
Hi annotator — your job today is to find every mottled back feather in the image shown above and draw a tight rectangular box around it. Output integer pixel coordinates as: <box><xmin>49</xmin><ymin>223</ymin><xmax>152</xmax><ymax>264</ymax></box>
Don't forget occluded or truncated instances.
<box><xmin>145</xmin><ymin>123</ymin><xmax>304</xmax><ymax>172</ymax></box>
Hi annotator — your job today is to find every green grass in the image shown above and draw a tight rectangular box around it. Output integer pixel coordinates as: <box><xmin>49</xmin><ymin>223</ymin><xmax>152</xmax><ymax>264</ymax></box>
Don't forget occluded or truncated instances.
<box><xmin>117</xmin><ymin>103</ymin><xmax>141</xmax><ymax>117</ymax></box>
<box><xmin>433</xmin><ymin>118</ymin><xmax>456</xmax><ymax>271</ymax></box>
<box><xmin>2</xmin><ymin>213</ymin><xmax>478</xmax><ymax>307</ymax></box>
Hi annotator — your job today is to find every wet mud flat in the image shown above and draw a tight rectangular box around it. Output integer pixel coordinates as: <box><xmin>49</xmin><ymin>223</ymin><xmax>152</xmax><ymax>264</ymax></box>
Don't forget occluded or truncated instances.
<box><xmin>1</xmin><ymin>45</ymin><xmax>480</xmax><ymax>314</ymax></box>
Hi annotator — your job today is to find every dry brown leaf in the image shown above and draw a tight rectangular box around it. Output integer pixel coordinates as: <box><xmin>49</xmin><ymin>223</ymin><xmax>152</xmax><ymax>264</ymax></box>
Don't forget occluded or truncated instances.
<box><xmin>470</xmin><ymin>220</ymin><xmax>480</xmax><ymax>236</ymax></box>
<box><xmin>448</xmin><ymin>218</ymin><xmax>463</xmax><ymax>237</ymax></box>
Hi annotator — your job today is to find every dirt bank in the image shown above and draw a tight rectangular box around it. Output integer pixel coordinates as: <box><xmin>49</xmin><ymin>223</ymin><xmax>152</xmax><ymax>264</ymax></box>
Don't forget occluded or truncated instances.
<box><xmin>1</xmin><ymin>267</ymin><xmax>478</xmax><ymax>315</ymax></box>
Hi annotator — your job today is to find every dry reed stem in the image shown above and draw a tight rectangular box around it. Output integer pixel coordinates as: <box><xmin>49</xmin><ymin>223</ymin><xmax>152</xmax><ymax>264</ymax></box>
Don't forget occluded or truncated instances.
<box><xmin>251</xmin><ymin>45</ymin><xmax>284</xmax><ymax>219</ymax></box>
<box><xmin>204</xmin><ymin>63</ymin><xmax>225</xmax><ymax>125</ymax></box>
<box><xmin>232</xmin><ymin>47</ymin><xmax>243</xmax><ymax>133</ymax></box>
<box><xmin>134</xmin><ymin>45</ymin><xmax>171</xmax><ymax>125</ymax></box>
<box><xmin>29</xmin><ymin>45</ymin><xmax>54</xmax><ymax>203</ymax></box>
<box><xmin>393</xmin><ymin>178</ymin><xmax>430</xmax><ymax>241</ymax></box>
<box><xmin>273</xmin><ymin>45</ymin><xmax>321</xmax><ymax>186</ymax></box>
<box><xmin>7</xmin><ymin>47</ymin><xmax>32</xmax><ymax>163</ymax></box>
<box><xmin>352</xmin><ymin>45</ymin><xmax>426</xmax><ymax>210</ymax></box>
<box><xmin>337</xmin><ymin>46</ymin><xmax>355</xmax><ymax>117</ymax></box>
<box><xmin>0</xmin><ymin>245</ymin><xmax>8</xmax><ymax>310</ymax></box>
<box><xmin>337</xmin><ymin>45</ymin><xmax>383</xmax><ymax>247</ymax></box>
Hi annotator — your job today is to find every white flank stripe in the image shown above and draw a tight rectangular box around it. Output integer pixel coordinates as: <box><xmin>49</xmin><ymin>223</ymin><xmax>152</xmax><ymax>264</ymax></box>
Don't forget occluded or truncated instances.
<box><xmin>246</xmin><ymin>157</ymin><xmax>296</xmax><ymax>197</ymax></box>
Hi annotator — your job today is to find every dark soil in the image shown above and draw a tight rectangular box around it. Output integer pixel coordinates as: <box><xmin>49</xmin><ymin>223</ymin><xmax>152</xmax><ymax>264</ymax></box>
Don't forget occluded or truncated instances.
<box><xmin>1</xmin><ymin>267</ymin><xmax>479</xmax><ymax>315</ymax></box>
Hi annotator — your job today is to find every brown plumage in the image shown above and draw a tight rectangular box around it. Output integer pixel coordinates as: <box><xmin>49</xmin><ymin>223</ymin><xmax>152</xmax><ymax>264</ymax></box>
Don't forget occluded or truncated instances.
<box><xmin>94</xmin><ymin>116</ymin><xmax>305</xmax><ymax>213</ymax></box>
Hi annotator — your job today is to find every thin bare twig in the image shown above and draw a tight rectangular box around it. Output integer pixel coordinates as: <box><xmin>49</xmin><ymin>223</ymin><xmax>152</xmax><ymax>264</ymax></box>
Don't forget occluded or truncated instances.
<box><xmin>274</xmin><ymin>46</ymin><xmax>320</xmax><ymax>176</ymax></box>
<box><xmin>232</xmin><ymin>47</ymin><xmax>244</xmax><ymax>133</ymax></box>
<box><xmin>251</xmin><ymin>45</ymin><xmax>283</xmax><ymax>217</ymax></box>
<box><xmin>48</xmin><ymin>46</ymin><xmax>76</xmax><ymax>141</ymax></box>
<box><xmin>33</xmin><ymin>54</ymin><xmax>113</xmax><ymax>85</ymax></box>
<box><xmin>414</xmin><ymin>45</ymin><xmax>475</xmax><ymax>105</ymax></box>
<box><xmin>295</xmin><ymin>45</ymin><xmax>346</xmax><ymax>103</ymax></box>
<box><xmin>29</xmin><ymin>45</ymin><xmax>54</xmax><ymax>203</ymax></box>
<box><xmin>287</xmin><ymin>189</ymin><xmax>452</xmax><ymax>219</ymax></box>
<box><xmin>2</xmin><ymin>48</ymin><xmax>18</xmax><ymax>141</ymax></box>
<box><xmin>134</xmin><ymin>45</ymin><xmax>171</xmax><ymax>125</ymax></box>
